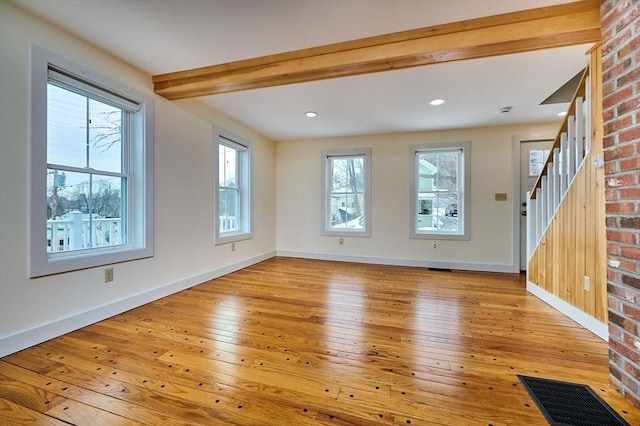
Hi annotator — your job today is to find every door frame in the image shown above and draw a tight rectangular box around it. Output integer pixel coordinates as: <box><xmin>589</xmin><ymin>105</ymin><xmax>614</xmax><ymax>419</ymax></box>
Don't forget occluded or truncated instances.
<box><xmin>511</xmin><ymin>134</ymin><xmax>555</xmax><ymax>273</ymax></box>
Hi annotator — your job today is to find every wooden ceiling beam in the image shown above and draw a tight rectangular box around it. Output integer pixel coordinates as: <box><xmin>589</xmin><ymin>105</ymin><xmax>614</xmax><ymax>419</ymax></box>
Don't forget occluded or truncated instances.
<box><xmin>152</xmin><ymin>0</ymin><xmax>600</xmax><ymax>100</ymax></box>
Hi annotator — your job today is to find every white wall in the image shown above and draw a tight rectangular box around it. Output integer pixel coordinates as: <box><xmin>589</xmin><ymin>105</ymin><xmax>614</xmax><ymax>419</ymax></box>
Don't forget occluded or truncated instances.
<box><xmin>0</xmin><ymin>1</ymin><xmax>276</xmax><ymax>356</ymax></box>
<box><xmin>0</xmin><ymin>0</ymin><xmax>564</xmax><ymax>357</ymax></box>
<box><xmin>276</xmin><ymin>124</ymin><xmax>558</xmax><ymax>271</ymax></box>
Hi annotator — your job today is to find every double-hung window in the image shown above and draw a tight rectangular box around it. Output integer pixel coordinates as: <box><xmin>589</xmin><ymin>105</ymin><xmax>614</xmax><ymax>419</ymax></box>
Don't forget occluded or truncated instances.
<box><xmin>410</xmin><ymin>142</ymin><xmax>470</xmax><ymax>240</ymax></box>
<box><xmin>30</xmin><ymin>46</ymin><xmax>153</xmax><ymax>277</ymax></box>
<box><xmin>322</xmin><ymin>148</ymin><xmax>371</xmax><ymax>237</ymax></box>
<box><xmin>214</xmin><ymin>127</ymin><xmax>251</xmax><ymax>244</ymax></box>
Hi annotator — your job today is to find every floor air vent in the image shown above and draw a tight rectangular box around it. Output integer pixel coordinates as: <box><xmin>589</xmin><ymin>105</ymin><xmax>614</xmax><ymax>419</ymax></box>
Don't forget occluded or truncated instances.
<box><xmin>517</xmin><ymin>375</ymin><xmax>629</xmax><ymax>426</ymax></box>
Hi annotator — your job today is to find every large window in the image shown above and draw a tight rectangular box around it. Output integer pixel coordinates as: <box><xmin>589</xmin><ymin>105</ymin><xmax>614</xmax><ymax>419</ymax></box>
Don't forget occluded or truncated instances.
<box><xmin>322</xmin><ymin>148</ymin><xmax>371</xmax><ymax>237</ymax></box>
<box><xmin>30</xmin><ymin>46</ymin><xmax>153</xmax><ymax>277</ymax></box>
<box><xmin>214</xmin><ymin>127</ymin><xmax>251</xmax><ymax>244</ymax></box>
<box><xmin>410</xmin><ymin>142</ymin><xmax>470</xmax><ymax>240</ymax></box>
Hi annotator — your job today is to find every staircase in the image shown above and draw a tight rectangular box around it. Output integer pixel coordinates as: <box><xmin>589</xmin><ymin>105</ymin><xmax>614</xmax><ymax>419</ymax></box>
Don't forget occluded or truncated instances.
<box><xmin>525</xmin><ymin>45</ymin><xmax>607</xmax><ymax>339</ymax></box>
<box><xmin>526</xmin><ymin>68</ymin><xmax>591</xmax><ymax>256</ymax></box>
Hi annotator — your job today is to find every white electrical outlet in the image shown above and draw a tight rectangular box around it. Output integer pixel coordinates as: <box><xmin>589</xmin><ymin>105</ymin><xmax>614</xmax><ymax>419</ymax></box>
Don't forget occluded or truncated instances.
<box><xmin>583</xmin><ymin>276</ymin><xmax>590</xmax><ymax>291</ymax></box>
<box><xmin>433</xmin><ymin>243</ymin><xmax>437</xmax><ymax>249</ymax></box>
<box><xmin>339</xmin><ymin>238</ymin><xmax>344</xmax><ymax>245</ymax></box>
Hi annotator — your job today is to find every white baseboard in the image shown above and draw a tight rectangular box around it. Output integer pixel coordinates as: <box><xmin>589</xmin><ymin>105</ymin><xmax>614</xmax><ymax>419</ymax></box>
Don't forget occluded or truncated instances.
<box><xmin>0</xmin><ymin>251</ymin><xmax>276</xmax><ymax>357</ymax></box>
<box><xmin>276</xmin><ymin>250</ymin><xmax>515</xmax><ymax>273</ymax></box>
<box><xmin>526</xmin><ymin>280</ymin><xmax>608</xmax><ymax>341</ymax></box>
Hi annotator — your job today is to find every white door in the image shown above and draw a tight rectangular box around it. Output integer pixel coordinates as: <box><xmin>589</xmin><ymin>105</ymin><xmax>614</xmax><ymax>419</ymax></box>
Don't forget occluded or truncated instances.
<box><xmin>520</xmin><ymin>140</ymin><xmax>553</xmax><ymax>270</ymax></box>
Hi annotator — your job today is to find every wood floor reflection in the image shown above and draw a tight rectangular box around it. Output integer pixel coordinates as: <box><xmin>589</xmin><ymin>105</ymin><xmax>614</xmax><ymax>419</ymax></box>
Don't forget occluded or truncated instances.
<box><xmin>1</xmin><ymin>257</ymin><xmax>638</xmax><ymax>425</ymax></box>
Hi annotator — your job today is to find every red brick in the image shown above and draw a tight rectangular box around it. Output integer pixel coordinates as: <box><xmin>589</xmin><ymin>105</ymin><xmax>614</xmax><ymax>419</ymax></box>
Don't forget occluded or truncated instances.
<box><xmin>601</xmin><ymin>0</ymin><xmax>614</xmax><ymax>18</ymax></box>
<box><xmin>604</xmin><ymin>86</ymin><xmax>633</xmax><ymax>110</ymax></box>
<box><xmin>620</xmin><ymin>126</ymin><xmax>640</xmax><ymax>143</ymax></box>
<box><xmin>621</xmin><ymin>217</ymin><xmax>640</xmax><ymax>228</ymax></box>
<box><xmin>601</xmin><ymin>4</ymin><xmax>618</xmax><ymax>32</ymax></box>
<box><xmin>603</xmin><ymin>57</ymin><xmax>633</xmax><ymax>84</ymax></box>
<box><xmin>612</xmin><ymin>172</ymin><xmax>637</xmax><ymax>187</ymax></box>
<box><xmin>615</xmin><ymin>3</ymin><xmax>640</xmax><ymax>33</ymax></box>
<box><xmin>621</xmin><ymin>371</ymin><xmax>639</xmax><ymax>394</ymax></box>
<box><xmin>623</xmin><ymin>332</ymin><xmax>640</xmax><ymax>357</ymax></box>
<box><xmin>605</xmin><ymin>160</ymin><xmax>617</xmax><ymax>174</ymax></box>
<box><xmin>611</xmin><ymin>348</ymin><xmax>623</xmax><ymax>366</ymax></box>
<box><xmin>616</xmin><ymin>96</ymin><xmax>640</xmax><ymax>116</ymax></box>
<box><xmin>609</xmin><ymin>282</ymin><xmax>639</xmax><ymax>302</ymax></box>
<box><xmin>608</xmin><ymin>268</ymin><xmax>620</xmax><ymax>281</ymax></box>
<box><xmin>625</xmin><ymin>361</ymin><xmax>640</xmax><ymax>382</ymax></box>
<box><xmin>606</xmin><ymin>188</ymin><xmax>618</xmax><ymax>201</ymax></box>
<box><xmin>611</xmin><ymin>337</ymin><xmax>639</xmax><ymax>363</ymax></box>
<box><xmin>603</xmin><ymin>7</ymin><xmax>632</xmax><ymax>41</ymax></box>
<box><xmin>608</xmin><ymin>230</ymin><xmax>637</xmax><ymax>243</ymax></box>
<box><xmin>610</xmin><ymin>323</ymin><xmax>623</xmax><ymax>339</ymax></box>
<box><xmin>606</xmin><ymin>202</ymin><xmax>637</xmax><ymax>214</ymax></box>
<box><xmin>619</xmin><ymin>187</ymin><xmax>640</xmax><ymax>199</ymax></box>
<box><xmin>610</xmin><ymin>374</ymin><xmax>622</xmax><ymax>393</ymax></box>
<box><xmin>619</xmin><ymin>156</ymin><xmax>640</xmax><ymax>171</ymax></box>
<box><xmin>603</xmin><ymin>107</ymin><xmax>615</xmax><ymax>123</ymax></box>
<box><xmin>604</xmin><ymin>135</ymin><xmax>618</xmax><ymax>149</ymax></box>
<box><xmin>624</xmin><ymin>303</ymin><xmax>640</xmax><ymax>320</ymax></box>
<box><xmin>619</xmin><ymin>259</ymin><xmax>639</xmax><ymax>273</ymax></box>
<box><xmin>608</xmin><ymin>242</ymin><xmax>620</xmax><ymax>255</ymax></box>
<box><xmin>622</xmin><ymin>274</ymin><xmax>640</xmax><ymax>290</ymax></box>
<box><xmin>618</xmin><ymin>66</ymin><xmax>640</xmax><ymax>89</ymax></box>
<box><xmin>623</xmin><ymin>390</ymin><xmax>640</xmax><ymax>409</ymax></box>
<box><xmin>609</xmin><ymin>296</ymin><xmax>623</xmax><ymax>310</ymax></box>
<box><xmin>610</xmin><ymin>363</ymin><xmax>623</xmax><ymax>380</ymax></box>
<box><xmin>621</xmin><ymin>246</ymin><xmax>640</xmax><ymax>260</ymax></box>
<box><xmin>604</xmin><ymin>141</ymin><xmax>635</xmax><ymax>160</ymax></box>
<box><xmin>603</xmin><ymin>80</ymin><xmax>615</xmax><ymax>97</ymax></box>
<box><xmin>617</xmin><ymin>33</ymin><xmax>640</xmax><ymax>59</ymax></box>
<box><xmin>603</xmin><ymin>55</ymin><xmax>615</xmax><ymax>73</ymax></box>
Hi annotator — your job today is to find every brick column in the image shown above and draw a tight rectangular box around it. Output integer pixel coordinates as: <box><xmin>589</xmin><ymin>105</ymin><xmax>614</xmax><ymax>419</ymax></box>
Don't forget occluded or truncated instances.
<box><xmin>602</xmin><ymin>0</ymin><xmax>640</xmax><ymax>409</ymax></box>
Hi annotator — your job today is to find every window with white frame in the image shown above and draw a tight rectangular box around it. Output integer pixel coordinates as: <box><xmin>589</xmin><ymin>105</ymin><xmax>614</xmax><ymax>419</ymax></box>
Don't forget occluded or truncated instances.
<box><xmin>30</xmin><ymin>46</ymin><xmax>154</xmax><ymax>277</ymax></box>
<box><xmin>214</xmin><ymin>127</ymin><xmax>252</xmax><ymax>244</ymax></box>
<box><xmin>322</xmin><ymin>148</ymin><xmax>371</xmax><ymax>237</ymax></box>
<box><xmin>410</xmin><ymin>142</ymin><xmax>470</xmax><ymax>240</ymax></box>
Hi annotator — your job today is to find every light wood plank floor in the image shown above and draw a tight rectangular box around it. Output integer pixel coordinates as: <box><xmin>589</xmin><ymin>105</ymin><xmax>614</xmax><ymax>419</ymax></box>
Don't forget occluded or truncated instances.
<box><xmin>1</xmin><ymin>257</ymin><xmax>638</xmax><ymax>425</ymax></box>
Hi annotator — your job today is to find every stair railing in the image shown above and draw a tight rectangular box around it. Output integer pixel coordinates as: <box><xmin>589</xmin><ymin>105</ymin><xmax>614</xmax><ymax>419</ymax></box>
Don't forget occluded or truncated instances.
<box><xmin>526</xmin><ymin>66</ymin><xmax>591</xmax><ymax>259</ymax></box>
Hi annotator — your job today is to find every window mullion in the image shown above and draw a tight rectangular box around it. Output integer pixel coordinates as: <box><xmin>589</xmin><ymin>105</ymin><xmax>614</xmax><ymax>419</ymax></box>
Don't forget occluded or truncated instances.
<box><xmin>46</xmin><ymin>164</ymin><xmax>127</xmax><ymax>178</ymax></box>
<box><xmin>85</xmin><ymin>96</ymin><xmax>90</xmax><ymax>169</ymax></box>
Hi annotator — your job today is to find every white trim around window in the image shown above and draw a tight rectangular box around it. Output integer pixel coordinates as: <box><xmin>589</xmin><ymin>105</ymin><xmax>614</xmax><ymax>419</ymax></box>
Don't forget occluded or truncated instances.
<box><xmin>29</xmin><ymin>45</ymin><xmax>154</xmax><ymax>278</ymax></box>
<box><xmin>213</xmin><ymin>127</ymin><xmax>252</xmax><ymax>245</ymax></box>
<box><xmin>321</xmin><ymin>147</ymin><xmax>372</xmax><ymax>237</ymax></box>
<box><xmin>410</xmin><ymin>141</ymin><xmax>470</xmax><ymax>240</ymax></box>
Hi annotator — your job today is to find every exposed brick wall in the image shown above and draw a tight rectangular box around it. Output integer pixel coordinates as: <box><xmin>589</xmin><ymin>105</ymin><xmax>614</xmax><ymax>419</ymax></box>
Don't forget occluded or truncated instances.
<box><xmin>602</xmin><ymin>0</ymin><xmax>640</xmax><ymax>409</ymax></box>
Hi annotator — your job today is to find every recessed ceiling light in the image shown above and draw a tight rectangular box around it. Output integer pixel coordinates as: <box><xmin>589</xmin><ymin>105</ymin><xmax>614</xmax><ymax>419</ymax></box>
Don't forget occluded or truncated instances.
<box><xmin>557</xmin><ymin>111</ymin><xmax>567</xmax><ymax>117</ymax></box>
<box><xmin>429</xmin><ymin>98</ymin><xmax>445</xmax><ymax>106</ymax></box>
<box><xmin>305</xmin><ymin>111</ymin><xmax>318</xmax><ymax>118</ymax></box>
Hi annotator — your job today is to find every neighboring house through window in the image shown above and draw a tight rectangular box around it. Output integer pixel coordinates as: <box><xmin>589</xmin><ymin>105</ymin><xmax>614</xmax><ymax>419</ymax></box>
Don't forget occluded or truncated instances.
<box><xmin>322</xmin><ymin>148</ymin><xmax>371</xmax><ymax>237</ymax></box>
<box><xmin>29</xmin><ymin>46</ymin><xmax>154</xmax><ymax>277</ymax></box>
<box><xmin>410</xmin><ymin>142</ymin><xmax>470</xmax><ymax>240</ymax></box>
<box><xmin>214</xmin><ymin>127</ymin><xmax>252</xmax><ymax>244</ymax></box>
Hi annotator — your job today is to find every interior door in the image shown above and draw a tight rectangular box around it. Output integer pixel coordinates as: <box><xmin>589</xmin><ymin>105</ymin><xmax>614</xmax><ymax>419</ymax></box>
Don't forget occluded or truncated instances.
<box><xmin>520</xmin><ymin>140</ymin><xmax>553</xmax><ymax>271</ymax></box>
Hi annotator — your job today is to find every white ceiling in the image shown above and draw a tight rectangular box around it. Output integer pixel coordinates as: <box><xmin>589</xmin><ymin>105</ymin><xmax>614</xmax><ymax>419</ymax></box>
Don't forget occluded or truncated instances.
<box><xmin>11</xmin><ymin>0</ymin><xmax>592</xmax><ymax>141</ymax></box>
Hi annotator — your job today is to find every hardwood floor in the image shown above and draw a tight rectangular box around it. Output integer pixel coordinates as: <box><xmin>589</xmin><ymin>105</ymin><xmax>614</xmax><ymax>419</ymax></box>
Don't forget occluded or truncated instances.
<box><xmin>1</xmin><ymin>257</ymin><xmax>638</xmax><ymax>425</ymax></box>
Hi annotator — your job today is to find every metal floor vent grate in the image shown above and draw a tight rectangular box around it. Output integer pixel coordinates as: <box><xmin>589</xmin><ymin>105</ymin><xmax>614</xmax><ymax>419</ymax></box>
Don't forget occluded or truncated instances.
<box><xmin>518</xmin><ymin>375</ymin><xmax>629</xmax><ymax>426</ymax></box>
